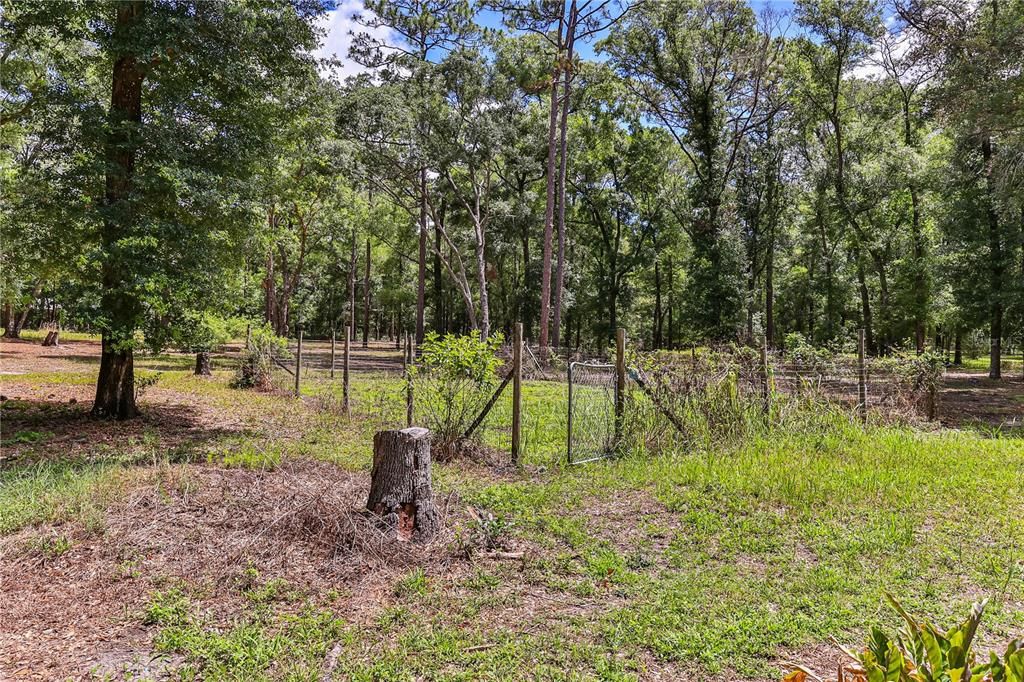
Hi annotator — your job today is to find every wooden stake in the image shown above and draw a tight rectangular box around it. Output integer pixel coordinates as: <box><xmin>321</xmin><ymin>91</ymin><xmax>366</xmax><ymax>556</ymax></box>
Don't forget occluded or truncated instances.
<box><xmin>330</xmin><ymin>328</ymin><xmax>336</xmax><ymax>379</ymax></box>
<box><xmin>760</xmin><ymin>335</ymin><xmax>771</xmax><ymax>415</ymax></box>
<box><xmin>343</xmin><ymin>325</ymin><xmax>351</xmax><ymax>415</ymax></box>
<box><xmin>511</xmin><ymin>322</ymin><xmax>523</xmax><ymax>463</ymax></box>
<box><xmin>857</xmin><ymin>328</ymin><xmax>867</xmax><ymax>424</ymax></box>
<box><xmin>614</xmin><ymin>328</ymin><xmax>626</xmax><ymax>447</ymax></box>
<box><xmin>295</xmin><ymin>329</ymin><xmax>303</xmax><ymax>397</ymax></box>
<box><xmin>405</xmin><ymin>335</ymin><xmax>414</xmax><ymax>427</ymax></box>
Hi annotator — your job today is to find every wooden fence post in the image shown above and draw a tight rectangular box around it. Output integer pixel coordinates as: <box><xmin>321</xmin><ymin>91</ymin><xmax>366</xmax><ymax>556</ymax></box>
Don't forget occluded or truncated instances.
<box><xmin>405</xmin><ymin>335</ymin><xmax>414</xmax><ymax>427</ymax></box>
<box><xmin>343</xmin><ymin>325</ymin><xmax>351</xmax><ymax>415</ymax></box>
<box><xmin>761</xmin><ymin>335</ymin><xmax>771</xmax><ymax>415</ymax></box>
<box><xmin>295</xmin><ymin>329</ymin><xmax>303</xmax><ymax>397</ymax></box>
<box><xmin>511</xmin><ymin>322</ymin><xmax>523</xmax><ymax>464</ymax></box>
<box><xmin>614</xmin><ymin>327</ymin><xmax>626</xmax><ymax>447</ymax></box>
<box><xmin>857</xmin><ymin>328</ymin><xmax>867</xmax><ymax>424</ymax></box>
<box><xmin>330</xmin><ymin>328</ymin><xmax>336</xmax><ymax>379</ymax></box>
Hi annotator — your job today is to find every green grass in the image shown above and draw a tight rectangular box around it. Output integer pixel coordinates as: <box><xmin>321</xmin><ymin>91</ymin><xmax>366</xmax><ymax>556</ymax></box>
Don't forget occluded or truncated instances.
<box><xmin>13</xmin><ymin>329</ymin><xmax>101</xmax><ymax>343</ymax></box>
<box><xmin>956</xmin><ymin>354</ymin><xmax>1024</xmax><ymax>374</ymax></box>
<box><xmin>2</xmin><ymin>361</ymin><xmax>1022</xmax><ymax>680</ymax></box>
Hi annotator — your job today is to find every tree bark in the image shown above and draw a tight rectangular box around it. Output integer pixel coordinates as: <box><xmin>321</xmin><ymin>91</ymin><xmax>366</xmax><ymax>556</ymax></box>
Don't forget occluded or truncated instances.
<box><xmin>194</xmin><ymin>351</ymin><xmax>212</xmax><ymax>376</ymax></box>
<box><xmin>4</xmin><ymin>280</ymin><xmax>43</xmax><ymax>339</ymax></box>
<box><xmin>982</xmin><ymin>135</ymin><xmax>1002</xmax><ymax>379</ymax></box>
<box><xmin>363</xmin><ymin>236</ymin><xmax>371</xmax><ymax>348</ymax></box>
<box><xmin>474</xmin><ymin>217</ymin><xmax>490</xmax><ymax>340</ymax></box>
<box><xmin>367</xmin><ymin>427</ymin><xmax>439</xmax><ymax>542</ymax></box>
<box><xmin>653</xmin><ymin>259</ymin><xmax>662</xmax><ymax>348</ymax></box>
<box><xmin>94</xmin><ymin>0</ymin><xmax>144</xmax><ymax>420</ymax></box>
<box><xmin>765</xmin><ymin>220</ymin><xmax>775</xmax><ymax>348</ymax></box>
<box><xmin>416</xmin><ymin>168</ymin><xmax>427</xmax><ymax>347</ymax></box>
<box><xmin>551</xmin><ymin>0</ymin><xmax>577</xmax><ymax>350</ymax></box>
<box><xmin>94</xmin><ymin>337</ymin><xmax>137</xmax><ymax>419</ymax></box>
<box><xmin>538</xmin><ymin>10</ymin><xmax>565</xmax><ymax>351</ymax></box>
<box><xmin>348</xmin><ymin>225</ymin><xmax>357</xmax><ymax>342</ymax></box>
<box><xmin>433</xmin><ymin>209</ymin><xmax>444</xmax><ymax>334</ymax></box>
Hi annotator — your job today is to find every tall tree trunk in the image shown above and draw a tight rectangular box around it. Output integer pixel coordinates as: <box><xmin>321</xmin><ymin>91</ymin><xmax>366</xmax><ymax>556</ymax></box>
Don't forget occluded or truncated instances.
<box><xmin>416</xmin><ymin>168</ymin><xmax>427</xmax><ymax>347</ymax></box>
<box><xmin>538</xmin><ymin>10</ymin><xmax>565</xmax><ymax>351</ymax></box>
<box><xmin>954</xmin><ymin>330</ymin><xmax>963</xmax><ymax>366</ymax></box>
<box><xmin>94</xmin><ymin>0</ymin><xmax>144</xmax><ymax>419</ymax></box>
<box><xmin>433</xmin><ymin>216</ymin><xmax>444</xmax><ymax>334</ymax></box>
<box><xmin>667</xmin><ymin>255</ymin><xmax>674</xmax><ymax>349</ymax></box>
<box><xmin>898</xmin><ymin>93</ymin><xmax>928</xmax><ymax>354</ymax></box>
<box><xmin>4</xmin><ymin>280</ymin><xmax>43</xmax><ymax>339</ymax></box>
<box><xmin>765</xmin><ymin>227</ymin><xmax>775</xmax><ymax>349</ymax></box>
<box><xmin>856</xmin><ymin>255</ymin><xmax>875</xmax><ymax>355</ymax></box>
<box><xmin>982</xmin><ymin>136</ymin><xmax>1003</xmax><ymax>379</ymax></box>
<box><xmin>363</xmin><ymin>236</ymin><xmax>371</xmax><ymax>348</ymax></box>
<box><xmin>551</xmin><ymin>0</ymin><xmax>577</xmax><ymax>350</ymax></box>
<box><xmin>653</xmin><ymin>259</ymin><xmax>662</xmax><ymax>348</ymax></box>
<box><xmin>474</xmin><ymin>219</ymin><xmax>489</xmax><ymax>340</ymax></box>
<box><xmin>263</xmin><ymin>246</ymin><xmax>276</xmax><ymax>330</ymax></box>
<box><xmin>348</xmin><ymin>225</ymin><xmax>357</xmax><ymax>340</ymax></box>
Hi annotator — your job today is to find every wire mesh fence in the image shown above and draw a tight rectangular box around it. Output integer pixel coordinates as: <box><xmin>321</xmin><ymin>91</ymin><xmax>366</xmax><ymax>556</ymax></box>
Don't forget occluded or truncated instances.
<box><xmin>251</xmin><ymin>332</ymin><xmax>966</xmax><ymax>470</ymax></box>
<box><xmin>567</xmin><ymin>361</ymin><xmax>618</xmax><ymax>464</ymax></box>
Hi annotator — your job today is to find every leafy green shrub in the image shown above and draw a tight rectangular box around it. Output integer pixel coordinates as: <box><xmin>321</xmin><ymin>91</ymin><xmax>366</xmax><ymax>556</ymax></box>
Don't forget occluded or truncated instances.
<box><xmin>785</xmin><ymin>594</ymin><xmax>1024</xmax><ymax>682</ymax></box>
<box><xmin>232</xmin><ymin>323</ymin><xmax>288</xmax><ymax>391</ymax></box>
<box><xmin>411</xmin><ymin>332</ymin><xmax>503</xmax><ymax>458</ymax></box>
<box><xmin>870</xmin><ymin>351</ymin><xmax>945</xmax><ymax>420</ymax></box>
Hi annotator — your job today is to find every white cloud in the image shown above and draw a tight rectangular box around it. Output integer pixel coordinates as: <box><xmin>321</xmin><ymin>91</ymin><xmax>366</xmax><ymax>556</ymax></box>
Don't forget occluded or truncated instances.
<box><xmin>313</xmin><ymin>0</ymin><xmax>402</xmax><ymax>81</ymax></box>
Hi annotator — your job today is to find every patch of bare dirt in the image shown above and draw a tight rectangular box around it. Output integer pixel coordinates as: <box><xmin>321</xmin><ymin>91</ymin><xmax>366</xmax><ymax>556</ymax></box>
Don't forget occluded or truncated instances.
<box><xmin>939</xmin><ymin>371</ymin><xmax>1024</xmax><ymax>433</ymax></box>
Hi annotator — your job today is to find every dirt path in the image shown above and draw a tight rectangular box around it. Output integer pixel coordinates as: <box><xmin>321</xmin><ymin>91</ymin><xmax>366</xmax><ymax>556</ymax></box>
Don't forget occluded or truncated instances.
<box><xmin>939</xmin><ymin>371</ymin><xmax>1024</xmax><ymax>434</ymax></box>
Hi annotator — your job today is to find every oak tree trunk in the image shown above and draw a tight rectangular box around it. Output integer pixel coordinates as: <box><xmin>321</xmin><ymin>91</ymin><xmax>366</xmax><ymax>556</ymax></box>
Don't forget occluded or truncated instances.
<box><xmin>94</xmin><ymin>0</ymin><xmax>144</xmax><ymax>420</ymax></box>
<box><xmin>94</xmin><ymin>337</ymin><xmax>137</xmax><ymax>419</ymax></box>
<box><xmin>367</xmin><ymin>427</ymin><xmax>439</xmax><ymax>542</ymax></box>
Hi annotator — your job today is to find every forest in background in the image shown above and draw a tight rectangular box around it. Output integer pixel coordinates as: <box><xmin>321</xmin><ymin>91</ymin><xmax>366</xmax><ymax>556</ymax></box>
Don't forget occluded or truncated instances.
<box><xmin>2</xmin><ymin>0</ymin><xmax>1022</xmax><ymax>421</ymax></box>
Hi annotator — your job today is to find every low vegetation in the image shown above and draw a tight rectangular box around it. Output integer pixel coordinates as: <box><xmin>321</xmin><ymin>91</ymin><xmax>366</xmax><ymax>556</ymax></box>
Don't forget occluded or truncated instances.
<box><xmin>1</xmin><ymin>341</ymin><xmax>1021</xmax><ymax>680</ymax></box>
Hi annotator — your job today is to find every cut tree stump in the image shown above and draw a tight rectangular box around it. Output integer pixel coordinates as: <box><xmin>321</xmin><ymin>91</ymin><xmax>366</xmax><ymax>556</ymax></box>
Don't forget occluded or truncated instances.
<box><xmin>194</xmin><ymin>351</ymin><xmax>212</xmax><ymax>376</ymax></box>
<box><xmin>367</xmin><ymin>427</ymin><xmax>439</xmax><ymax>542</ymax></box>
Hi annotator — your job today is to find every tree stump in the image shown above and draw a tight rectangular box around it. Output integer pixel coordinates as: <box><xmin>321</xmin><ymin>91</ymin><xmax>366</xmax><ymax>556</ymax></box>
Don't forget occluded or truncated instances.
<box><xmin>367</xmin><ymin>427</ymin><xmax>439</xmax><ymax>542</ymax></box>
<box><xmin>194</xmin><ymin>351</ymin><xmax>212</xmax><ymax>376</ymax></box>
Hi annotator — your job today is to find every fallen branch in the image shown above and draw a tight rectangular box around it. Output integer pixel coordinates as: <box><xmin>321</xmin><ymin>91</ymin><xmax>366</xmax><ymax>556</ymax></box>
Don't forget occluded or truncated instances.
<box><xmin>462</xmin><ymin>368</ymin><xmax>514</xmax><ymax>440</ymax></box>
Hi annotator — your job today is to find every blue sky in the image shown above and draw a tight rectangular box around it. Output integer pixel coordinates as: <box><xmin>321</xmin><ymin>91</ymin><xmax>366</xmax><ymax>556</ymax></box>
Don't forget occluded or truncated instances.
<box><xmin>315</xmin><ymin>1</ymin><xmax>888</xmax><ymax>80</ymax></box>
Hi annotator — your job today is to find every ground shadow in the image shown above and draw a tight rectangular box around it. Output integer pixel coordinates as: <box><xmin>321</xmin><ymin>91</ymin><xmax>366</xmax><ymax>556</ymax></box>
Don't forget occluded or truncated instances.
<box><xmin>0</xmin><ymin>397</ymin><xmax>260</xmax><ymax>466</ymax></box>
<box><xmin>938</xmin><ymin>372</ymin><xmax>1024</xmax><ymax>437</ymax></box>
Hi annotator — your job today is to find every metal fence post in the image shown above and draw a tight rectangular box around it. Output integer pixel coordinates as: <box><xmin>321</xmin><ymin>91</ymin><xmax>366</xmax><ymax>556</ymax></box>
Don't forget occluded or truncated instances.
<box><xmin>566</xmin><ymin>360</ymin><xmax>574</xmax><ymax>465</ymax></box>
<box><xmin>615</xmin><ymin>328</ymin><xmax>626</xmax><ymax>447</ymax></box>
<box><xmin>857</xmin><ymin>328</ymin><xmax>867</xmax><ymax>424</ymax></box>
<box><xmin>511</xmin><ymin>322</ymin><xmax>522</xmax><ymax>464</ymax></box>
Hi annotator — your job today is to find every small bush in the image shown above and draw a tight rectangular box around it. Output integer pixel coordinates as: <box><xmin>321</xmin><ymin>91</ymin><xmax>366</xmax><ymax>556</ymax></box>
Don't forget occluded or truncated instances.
<box><xmin>232</xmin><ymin>323</ymin><xmax>288</xmax><ymax>391</ymax></box>
<box><xmin>411</xmin><ymin>332</ymin><xmax>503</xmax><ymax>458</ymax></box>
